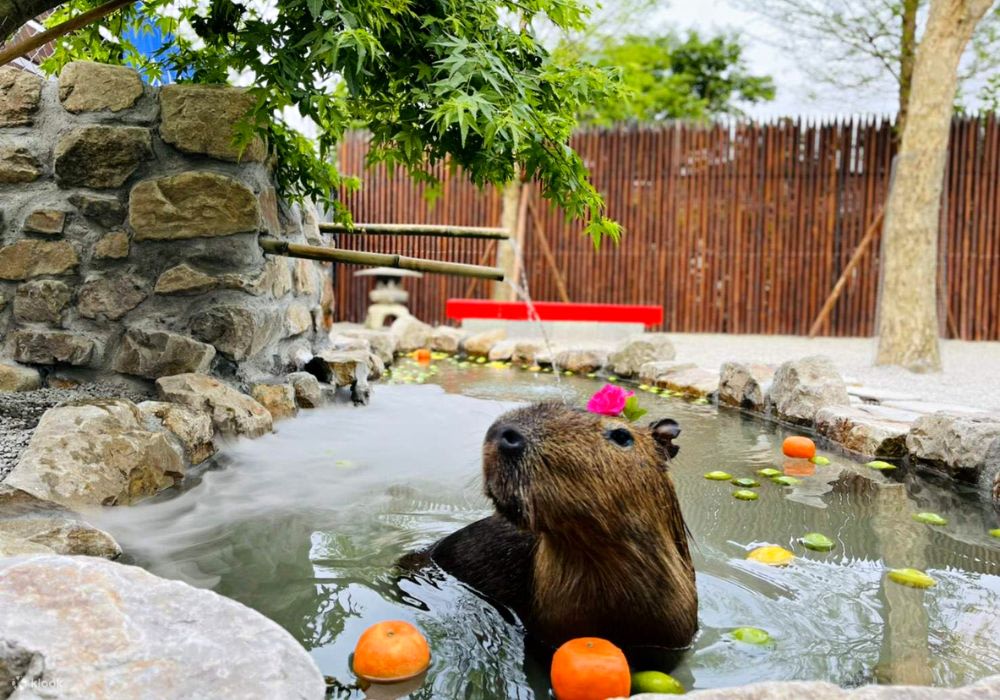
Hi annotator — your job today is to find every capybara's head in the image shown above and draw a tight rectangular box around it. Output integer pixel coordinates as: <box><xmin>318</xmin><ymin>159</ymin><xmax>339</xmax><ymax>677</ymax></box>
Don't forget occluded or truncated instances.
<box><xmin>482</xmin><ymin>402</ymin><xmax>682</xmax><ymax>539</ymax></box>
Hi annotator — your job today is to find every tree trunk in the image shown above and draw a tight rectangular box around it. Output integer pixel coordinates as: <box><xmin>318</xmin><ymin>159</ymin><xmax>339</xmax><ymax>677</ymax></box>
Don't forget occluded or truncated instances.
<box><xmin>876</xmin><ymin>0</ymin><xmax>994</xmax><ymax>371</ymax></box>
<box><xmin>491</xmin><ymin>180</ymin><xmax>522</xmax><ymax>301</ymax></box>
<box><xmin>897</xmin><ymin>0</ymin><xmax>919</xmax><ymax>136</ymax></box>
<box><xmin>0</xmin><ymin>0</ymin><xmax>65</xmax><ymax>46</ymax></box>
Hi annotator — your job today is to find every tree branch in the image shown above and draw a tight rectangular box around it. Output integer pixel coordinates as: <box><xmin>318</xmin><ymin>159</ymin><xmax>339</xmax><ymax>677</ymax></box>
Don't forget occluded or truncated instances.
<box><xmin>0</xmin><ymin>0</ymin><xmax>134</xmax><ymax>68</ymax></box>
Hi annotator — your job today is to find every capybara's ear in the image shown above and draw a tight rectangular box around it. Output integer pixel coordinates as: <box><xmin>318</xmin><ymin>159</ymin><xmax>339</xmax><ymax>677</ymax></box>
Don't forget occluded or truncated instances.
<box><xmin>649</xmin><ymin>418</ymin><xmax>681</xmax><ymax>460</ymax></box>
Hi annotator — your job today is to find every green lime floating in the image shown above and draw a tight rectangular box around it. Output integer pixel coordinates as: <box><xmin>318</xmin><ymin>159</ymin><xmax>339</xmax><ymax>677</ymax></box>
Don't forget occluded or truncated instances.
<box><xmin>811</xmin><ymin>456</ymin><xmax>831</xmax><ymax>465</ymax></box>
<box><xmin>888</xmin><ymin>568</ymin><xmax>936</xmax><ymax>589</ymax></box>
<box><xmin>733</xmin><ymin>489</ymin><xmax>759</xmax><ymax>501</ymax></box>
<box><xmin>731</xmin><ymin>627</ymin><xmax>771</xmax><ymax>645</ymax></box>
<box><xmin>757</xmin><ymin>468</ymin><xmax>781</xmax><ymax>478</ymax></box>
<box><xmin>475</xmin><ymin>356</ymin><xmax>487</xmax><ymax>364</ymax></box>
<box><xmin>586</xmin><ymin>372</ymin><xmax>597</xmax><ymax>378</ymax></box>
<box><xmin>867</xmin><ymin>460</ymin><xmax>896</xmax><ymax>470</ymax></box>
<box><xmin>990</xmin><ymin>529</ymin><xmax>1000</xmax><ymax>538</ymax></box>
<box><xmin>732</xmin><ymin>478</ymin><xmax>760</xmax><ymax>488</ymax></box>
<box><xmin>913</xmin><ymin>512</ymin><xmax>948</xmax><ymax>526</ymax></box>
<box><xmin>800</xmin><ymin>532</ymin><xmax>835</xmax><ymax>551</ymax></box>
<box><xmin>693</xmin><ymin>397</ymin><xmax>710</xmax><ymax>405</ymax></box>
<box><xmin>631</xmin><ymin>670</ymin><xmax>685</xmax><ymax>695</ymax></box>
<box><xmin>608</xmin><ymin>375</ymin><xmax>618</xmax><ymax>382</ymax></box>
<box><xmin>704</xmin><ymin>471</ymin><xmax>733</xmax><ymax>481</ymax></box>
<box><xmin>638</xmin><ymin>384</ymin><xmax>650</xmax><ymax>391</ymax></box>
<box><xmin>771</xmin><ymin>475</ymin><xmax>801</xmax><ymax>486</ymax></box>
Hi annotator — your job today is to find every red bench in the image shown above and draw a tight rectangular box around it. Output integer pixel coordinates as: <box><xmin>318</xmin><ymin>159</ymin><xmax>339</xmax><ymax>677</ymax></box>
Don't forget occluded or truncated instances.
<box><xmin>446</xmin><ymin>299</ymin><xmax>663</xmax><ymax>326</ymax></box>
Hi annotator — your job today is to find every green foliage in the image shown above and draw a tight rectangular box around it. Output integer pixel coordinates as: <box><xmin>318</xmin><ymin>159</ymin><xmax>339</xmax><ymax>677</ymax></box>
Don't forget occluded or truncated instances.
<box><xmin>43</xmin><ymin>0</ymin><xmax>625</xmax><ymax>246</ymax></box>
<box><xmin>567</xmin><ymin>32</ymin><xmax>774</xmax><ymax>124</ymax></box>
<box><xmin>622</xmin><ymin>395</ymin><xmax>647</xmax><ymax>422</ymax></box>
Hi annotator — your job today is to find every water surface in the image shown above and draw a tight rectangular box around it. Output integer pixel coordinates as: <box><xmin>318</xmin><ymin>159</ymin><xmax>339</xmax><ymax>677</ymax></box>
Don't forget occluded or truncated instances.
<box><xmin>91</xmin><ymin>360</ymin><xmax>1000</xmax><ymax>697</ymax></box>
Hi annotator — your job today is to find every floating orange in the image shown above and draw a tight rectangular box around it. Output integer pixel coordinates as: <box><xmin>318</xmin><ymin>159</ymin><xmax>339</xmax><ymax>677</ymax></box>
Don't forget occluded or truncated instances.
<box><xmin>352</xmin><ymin>620</ymin><xmax>431</xmax><ymax>683</ymax></box>
<box><xmin>782</xmin><ymin>436</ymin><xmax>816</xmax><ymax>459</ymax></box>
<box><xmin>413</xmin><ymin>348</ymin><xmax>432</xmax><ymax>364</ymax></box>
<box><xmin>550</xmin><ymin>637</ymin><xmax>631</xmax><ymax>700</ymax></box>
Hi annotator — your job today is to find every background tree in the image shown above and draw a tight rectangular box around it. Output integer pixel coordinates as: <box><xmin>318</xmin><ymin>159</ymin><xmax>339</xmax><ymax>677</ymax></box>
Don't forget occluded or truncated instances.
<box><xmin>876</xmin><ymin>0</ymin><xmax>997</xmax><ymax>371</ymax></box>
<box><xmin>736</xmin><ymin>0</ymin><xmax>1000</xmax><ymax>131</ymax></box>
<box><xmin>574</xmin><ymin>32</ymin><xmax>775</xmax><ymax>124</ymax></box>
<box><xmin>3</xmin><ymin>0</ymin><xmax>627</xmax><ymax>246</ymax></box>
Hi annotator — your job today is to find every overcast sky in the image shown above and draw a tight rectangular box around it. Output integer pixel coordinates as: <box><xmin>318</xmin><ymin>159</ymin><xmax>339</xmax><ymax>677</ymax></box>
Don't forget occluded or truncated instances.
<box><xmin>653</xmin><ymin>0</ymin><xmax>900</xmax><ymax>118</ymax></box>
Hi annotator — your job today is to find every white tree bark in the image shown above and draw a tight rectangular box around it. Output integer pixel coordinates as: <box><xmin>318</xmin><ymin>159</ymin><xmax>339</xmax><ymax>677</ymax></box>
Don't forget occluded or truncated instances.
<box><xmin>875</xmin><ymin>0</ymin><xmax>996</xmax><ymax>371</ymax></box>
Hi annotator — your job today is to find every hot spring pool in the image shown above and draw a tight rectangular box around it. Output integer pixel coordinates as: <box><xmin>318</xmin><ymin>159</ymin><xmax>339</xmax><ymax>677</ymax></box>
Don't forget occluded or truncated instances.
<box><xmin>89</xmin><ymin>359</ymin><xmax>1000</xmax><ymax>698</ymax></box>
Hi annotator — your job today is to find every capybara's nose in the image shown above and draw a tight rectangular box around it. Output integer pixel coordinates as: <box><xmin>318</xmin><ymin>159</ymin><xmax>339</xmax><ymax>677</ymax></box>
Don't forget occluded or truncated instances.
<box><xmin>496</xmin><ymin>426</ymin><xmax>526</xmax><ymax>458</ymax></box>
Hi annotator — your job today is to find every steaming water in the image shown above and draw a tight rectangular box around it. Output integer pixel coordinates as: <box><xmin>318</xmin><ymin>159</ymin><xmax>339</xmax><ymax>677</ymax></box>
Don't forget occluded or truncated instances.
<box><xmin>89</xmin><ymin>362</ymin><xmax>1000</xmax><ymax>697</ymax></box>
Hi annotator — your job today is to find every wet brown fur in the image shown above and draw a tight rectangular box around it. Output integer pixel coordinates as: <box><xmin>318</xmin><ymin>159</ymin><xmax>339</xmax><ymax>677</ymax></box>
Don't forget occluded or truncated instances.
<box><xmin>417</xmin><ymin>402</ymin><xmax>698</xmax><ymax>650</ymax></box>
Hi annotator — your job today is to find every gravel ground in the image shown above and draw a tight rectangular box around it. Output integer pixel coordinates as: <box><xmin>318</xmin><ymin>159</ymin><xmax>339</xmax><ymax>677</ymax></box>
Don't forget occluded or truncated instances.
<box><xmin>669</xmin><ymin>334</ymin><xmax>1000</xmax><ymax>414</ymax></box>
<box><xmin>0</xmin><ymin>381</ymin><xmax>154</xmax><ymax>482</ymax></box>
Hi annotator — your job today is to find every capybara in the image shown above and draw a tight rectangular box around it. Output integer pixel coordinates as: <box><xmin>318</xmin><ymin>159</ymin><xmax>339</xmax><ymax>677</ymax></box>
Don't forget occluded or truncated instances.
<box><xmin>408</xmin><ymin>402</ymin><xmax>698</xmax><ymax>650</ymax></box>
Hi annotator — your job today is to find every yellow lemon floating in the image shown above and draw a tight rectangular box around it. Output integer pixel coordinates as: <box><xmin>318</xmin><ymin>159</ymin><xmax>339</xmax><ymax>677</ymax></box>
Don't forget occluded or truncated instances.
<box><xmin>757</xmin><ymin>468</ymin><xmax>781</xmax><ymax>478</ymax></box>
<box><xmin>733</xmin><ymin>489</ymin><xmax>759</xmax><ymax>501</ymax></box>
<box><xmin>990</xmin><ymin>529</ymin><xmax>1000</xmax><ymax>538</ymax></box>
<box><xmin>747</xmin><ymin>546</ymin><xmax>795</xmax><ymax>566</ymax></box>
<box><xmin>704</xmin><ymin>471</ymin><xmax>732</xmax><ymax>481</ymax></box>
<box><xmin>631</xmin><ymin>670</ymin><xmax>685</xmax><ymax>695</ymax></box>
<box><xmin>887</xmin><ymin>568</ymin><xmax>936</xmax><ymax>589</ymax></box>
<box><xmin>810</xmin><ymin>456</ymin><xmax>831</xmax><ymax>465</ymax></box>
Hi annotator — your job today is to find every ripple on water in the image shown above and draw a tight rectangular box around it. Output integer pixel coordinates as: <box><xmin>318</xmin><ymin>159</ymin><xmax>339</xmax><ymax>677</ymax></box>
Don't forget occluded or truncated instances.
<box><xmin>88</xmin><ymin>365</ymin><xmax>1000</xmax><ymax>696</ymax></box>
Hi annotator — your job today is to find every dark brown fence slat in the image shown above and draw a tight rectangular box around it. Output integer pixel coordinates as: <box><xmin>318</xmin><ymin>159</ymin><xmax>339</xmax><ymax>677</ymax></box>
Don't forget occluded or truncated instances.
<box><xmin>333</xmin><ymin>118</ymin><xmax>1000</xmax><ymax>338</ymax></box>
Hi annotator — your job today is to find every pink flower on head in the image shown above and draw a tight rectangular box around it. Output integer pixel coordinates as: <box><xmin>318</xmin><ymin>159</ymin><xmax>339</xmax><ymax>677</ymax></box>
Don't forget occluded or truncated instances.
<box><xmin>587</xmin><ymin>384</ymin><xmax>634</xmax><ymax>416</ymax></box>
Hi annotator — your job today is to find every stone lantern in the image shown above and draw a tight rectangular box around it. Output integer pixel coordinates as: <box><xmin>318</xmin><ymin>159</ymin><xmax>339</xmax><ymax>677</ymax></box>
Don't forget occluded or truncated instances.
<box><xmin>354</xmin><ymin>267</ymin><xmax>423</xmax><ymax>329</ymax></box>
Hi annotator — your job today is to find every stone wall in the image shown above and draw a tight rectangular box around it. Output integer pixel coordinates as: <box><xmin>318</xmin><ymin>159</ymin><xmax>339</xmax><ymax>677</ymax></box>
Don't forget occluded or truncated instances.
<box><xmin>0</xmin><ymin>62</ymin><xmax>330</xmax><ymax>387</ymax></box>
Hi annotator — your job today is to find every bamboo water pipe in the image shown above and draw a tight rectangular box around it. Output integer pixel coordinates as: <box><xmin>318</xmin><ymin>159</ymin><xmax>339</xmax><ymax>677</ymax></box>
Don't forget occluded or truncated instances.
<box><xmin>259</xmin><ymin>237</ymin><xmax>505</xmax><ymax>281</ymax></box>
<box><xmin>318</xmin><ymin>223</ymin><xmax>509</xmax><ymax>240</ymax></box>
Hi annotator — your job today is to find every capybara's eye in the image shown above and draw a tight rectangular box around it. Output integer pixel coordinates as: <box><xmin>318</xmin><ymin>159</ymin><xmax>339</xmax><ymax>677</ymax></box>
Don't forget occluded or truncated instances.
<box><xmin>607</xmin><ymin>428</ymin><xmax>634</xmax><ymax>448</ymax></box>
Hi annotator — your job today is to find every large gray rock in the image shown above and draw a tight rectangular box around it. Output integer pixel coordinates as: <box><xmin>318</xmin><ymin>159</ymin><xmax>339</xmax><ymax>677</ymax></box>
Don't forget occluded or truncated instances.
<box><xmin>113</xmin><ymin>329</ymin><xmax>216</xmax><ymax>379</ymax></box>
<box><xmin>766</xmin><ymin>355</ymin><xmax>850</xmax><ymax>425</ymax></box>
<box><xmin>390</xmin><ymin>316</ymin><xmax>433</xmax><ymax>353</ymax></box>
<box><xmin>0</xmin><ymin>363</ymin><xmax>40</xmax><ymax>393</ymax></box>
<box><xmin>718</xmin><ymin>362</ymin><xmax>774</xmax><ymax>412</ymax></box>
<box><xmin>0</xmin><ymin>486</ymin><xmax>121</xmax><ymax>559</ymax></box>
<box><xmin>554</xmin><ymin>348</ymin><xmax>607</xmax><ymax>373</ymax></box>
<box><xmin>156</xmin><ymin>373</ymin><xmax>273</xmax><ymax>438</ymax></box>
<box><xmin>53</xmin><ymin>125</ymin><xmax>153</xmax><ymax>188</ymax></box>
<box><xmin>12</xmin><ymin>331</ymin><xmax>96</xmax><ymax>367</ymax></box>
<box><xmin>190</xmin><ymin>305</ymin><xmax>284</xmax><ymax>361</ymax></box>
<box><xmin>0</xmin><ymin>240</ymin><xmax>78</xmax><ymax>280</ymax></box>
<box><xmin>462</xmin><ymin>328</ymin><xmax>506</xmax><ymax>356</ymax></box>
<box><xmin>906</xmin><ymin>412</ymin><xmax>1000</xmax><ymax>480</ymax></box>
<box><xmin>138</xmin><ymin>401</ymin><xmax>216</xmax><ymax>465</ymax></box>
<box><xmin>488</xmin><ymin>339</ymin><xmax>517</xmax><ymax>361</ymax></box>
<box><xmin>58</xmin><ymin>61</ymin><xmax>143</xmax><ymax>113</ymax></box>
<box><xmin>511</xmin><ymin>340</ymin><xmax>545</xmax><ymax>365</ymax></box>
<box><xmin>129</xmin><ymin>172</ymin><xmax>261</xmax><ymax>240</ymax></box>
<box><xmin>77</xmin><ymin>274</ymin><xmax>147</xmax><ymax>320</ymax></box>
<box><xmin>815</xmin><ymin>405</ymin><xmax>915</xmax><ymax>458</ymax></box>
<box><xmin>3</xmin><ymin>400</ymin><xmax>185</xmax><ymax>508</ymax></box>
<box><xmin>0</xmin><ymin>143</ymin><xmax>41</xmax><ymax>184</ymax></box>
<box><xmin>0</xmin><ymin>555</ymin><xmax>325</xmax><ymax>699</ymax></box>
<box><xmin>159</xmin><ymin>84</ymin><xmax>266</xmax><ymax>162</ymax></box>
<box><xmin>638</xmin><ymin>360</ymin><xmax>698</xmax><ymax>386</ymax></box>
<box><xmin>661</xmin><ymin>366</ymin><xmax>720</xmax><ymax>398</ymax></box>
<box><xmin>13</xmin><ymin>280</ymin><xmax>72</xmax><ymax>324</ymax></box>
<box><xmin>288</xmin><ymin>372</ymin><xmax>323</xmax><ymax>409</ymax></box>
<box><xmin>429</xmin><ymin>326</ymin><xmax>466</xmax><ymax>353</ymax></box>
<box><xmin>331</xmin><ymin>327</ymin><xmax>397</xmax><ymax>365</ymax></box>
<box><xmin>624</xmin><ymin>675</ymin><xmax>1000</xmax><ymax>699</ymax></box>
<box><xmin>608</xmin><ymin>333</ymin><xmax>676</xmax><ymax>377</ymax></box>
<box><xmin>0</xmin><ymin>67</ymin><xmax>42</xmax><ymax>127</ymax></box>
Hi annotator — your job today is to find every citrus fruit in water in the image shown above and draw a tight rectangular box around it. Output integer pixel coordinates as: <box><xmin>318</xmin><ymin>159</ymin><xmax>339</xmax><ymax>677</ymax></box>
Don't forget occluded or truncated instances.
<box><xmin>550</xmin><ymin>637</ymin><xmax>630</xmax><ymax>700</ymax></box>
<box><xmin>352</xmin><ymin>620</ymin><xmax>431</xmax><ymax>683</ymax></box>
<box><xmin>782</xmin><ymin>436</ymin><xmax>816</xmax><ymax>459</ymax></box>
